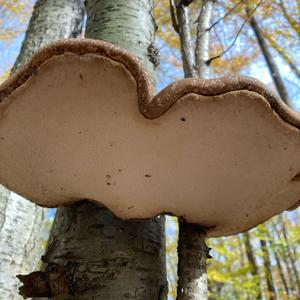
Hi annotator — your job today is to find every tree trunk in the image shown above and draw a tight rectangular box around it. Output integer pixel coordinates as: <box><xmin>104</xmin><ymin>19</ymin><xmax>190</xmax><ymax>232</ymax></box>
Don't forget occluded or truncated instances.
<box><xmin>265</xmin><ymin>228</ymin><xmax>291</xmax><ymax>297</ymax></box>
<box><xmin>243</xmin><ymin>232</ymin><xmax>262</xmax><ymax>300</ymax></box>
<box><xmin>0</xmin><ymin>1</ymin><xmax>84</xmax><ymax>299</ymax></box>
<box><xmin>277</xmin><ymin>215</ymin><xmax>300</xmax><ymax>294</ymax></box>
<box><xmin>86</xmin><ymin>0</ymin><xmax>159</xmax><ymax>81</ymax></box>
<box><xmin>271</xmin><ymin>221</ymin><xmax>295</xmax><ymax>296</ymax></box>
<box><xmin>259</xmin><ymin>238</ymin><xmax>276</xmax><ymax>300</ymax></box>
<box><xmin>177</xmin><ymin>223</ymin><xmax>208</xmax><ymax>300</ymax></box>
<box><xmin>171</xmin><ymin>0</ymin><xmax>197</xmax><ymax>78</ymax></box>
<box><xmin>195</xmin><ymin>0</ymin><xmax>214</xmax><ymax>78</ymax></box>
<box><xmin>18</xmin><ymin>1</ymin><xmax>167</xmax><ymax>299</ymax></box>
<box><xmin>176</xmin><ymin>2</ymin><xmax>214</xmax><ymax>299</ymax></box>
<box><xmin>12</xmin><ymin>0</ymin><xmax>84</xmax><ymax>73</ymax></box>
<box><xmin>247</xmin><ymin>12</ymin><xmax>292</xmax><ymax>106</ymax></box>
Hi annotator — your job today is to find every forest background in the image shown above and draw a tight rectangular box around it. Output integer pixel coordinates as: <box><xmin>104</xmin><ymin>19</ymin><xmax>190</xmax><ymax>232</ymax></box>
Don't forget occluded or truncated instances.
<box><xmin>0</xmin><ymin>0</ymin><xmax>299</xmax><ymax>299</ymax></box>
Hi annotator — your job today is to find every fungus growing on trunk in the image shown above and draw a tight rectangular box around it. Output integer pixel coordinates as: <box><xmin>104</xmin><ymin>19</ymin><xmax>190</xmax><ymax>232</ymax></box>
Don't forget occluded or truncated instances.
<box><xmin>0</xmin><ymin>38</ymin><xmax>299</xmax><ymax>237</ymax></box>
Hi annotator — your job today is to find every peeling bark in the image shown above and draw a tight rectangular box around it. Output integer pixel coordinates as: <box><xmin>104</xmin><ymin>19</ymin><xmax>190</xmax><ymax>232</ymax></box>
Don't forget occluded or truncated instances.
<box><xmin>0</xmin><ymin>1</ymin><xmax>84</xmax><ymax>299</ymax></box>
<box><xmin>20</xmin><ymin>202</ymin><xmax>167</xmax><ymax>299</ymax></box>
<box><xmin>0</xmin><ymin>190</ymin><xmax>45</xmax><ymax>300</ymax></box>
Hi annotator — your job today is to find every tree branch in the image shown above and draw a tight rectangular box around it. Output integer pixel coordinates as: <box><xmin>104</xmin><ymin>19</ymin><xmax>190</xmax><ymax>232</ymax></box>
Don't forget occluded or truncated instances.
<box><xmin>170</xmin><ymin>0</ymin><xmax>197</xmax><ymax>77</ymax></box>
<box><xmin>177</xmin><ymin>222</ymin><xmax>210</xmax><ymax>300</ymax></box>
<box><xmin>207</xmin><ymin>0</ymin><xmax>263</xmax><ymax>65</ymax></box>
<box><xmin>276</xmin><ymin>0</ymin><xmax>300</xmax><ymax>36</ymax></box>
<box><xmin>170</xmin><ymin>0</ymin><xmax>179</xmax><ymax>33</ymax></box>
<box><xmin>176</xmin><ymin>0</ymin><xmax>194</xmax><ymax>7</ymax></box>
<box><xmin>196</xmin><ymin>0</ymin><xmax>244</xmax><ymax>32</ymax></box>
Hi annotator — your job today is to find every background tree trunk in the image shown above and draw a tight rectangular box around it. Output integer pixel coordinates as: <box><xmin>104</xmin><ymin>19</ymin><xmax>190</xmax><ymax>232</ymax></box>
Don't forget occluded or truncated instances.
<box><xmin>12</xmin><ymin>0</ymin><xmax>84</xmax><ymax>73</ymax></box>
<box><xmin>18</xmin><ymin>1</ymin><xmax>168</xmax><ymax>299</ymax></box>
<box><xmin>247</xmin><ymin>12</ymin><xmax>291</xmax><ymax>106</ymax></box>
<box><xmin>243</xmin><ymin>232</ymin><xmax>262</xmax><ymax>299</ymax></box>
<box><xmin>259</xmin><ymin>238</ymin><xmax>276</xmax><ymax>300</ymax></box>
<box><xmin>170</xmin><ymin>0</ymin><xmax>197</xmax><ymax>78</ymax></box>
<box><xmin>0</xmin><ymin>1</ymin><xmax>84</xmax><ymax>299</ymax></box>
<box><xmin>265</xmin><ymin>227</ymin><xmax>291</xmax><ymax>297</ymax></box>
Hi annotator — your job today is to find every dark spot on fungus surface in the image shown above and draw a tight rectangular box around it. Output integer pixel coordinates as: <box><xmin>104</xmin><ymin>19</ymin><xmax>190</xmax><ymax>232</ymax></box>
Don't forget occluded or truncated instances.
<box><xmin>128</xmin><ymin>206</ymin><xmax>134</xmax><ymax>210</ymax></box>
<box><xmin>245</xmin><ymin>214</ymin><xmax>249</xmax><ymax>217</ymax></box>
<box><xmin>105</xmin><ymin>174</ymin><xmax>112</xmax><ymax>185</ymax></box>
<box><xmin>291</xmin><ymin>172</ymin><xmax>300</xmax><ymax>182</ymax></box>
<box><xmin>180</xmin><ymin>117</ymin><xmax>186</xmax><ymax>122</ymax></box>
<box><xmin>0</xmin><ymin>137</ymin><xmax>4</xmax><ymax>140</ymax></box>
<box><xmin>79</xmin><ymin>73</ymin><xmax>83</xmax><ymax>80</ymax></box>
<box><xmin>60</xmin><ymin>187</ymin><xmax>64</xmax><ymax>191</ymax></box>
<box><xmin>145</xmin><ymin>174</ymin><xmax>151</xmax><ymax>178</ymax></box>
<box><xmin>78</xmin><ymin>131</ymin><xmax>82</xmax><ymax>135</ymax></box>
<box><xmin>118</xmin><ymin>169</ymin><xmax>122</xmax><ymax>172</ymax></box>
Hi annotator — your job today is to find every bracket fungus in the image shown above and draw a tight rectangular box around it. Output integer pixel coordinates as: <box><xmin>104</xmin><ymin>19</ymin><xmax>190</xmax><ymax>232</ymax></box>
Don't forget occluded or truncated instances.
<box><xmin>0</xmin><ymin>38</ymin><xmax>299</xmax><ymax>237</ymax></box>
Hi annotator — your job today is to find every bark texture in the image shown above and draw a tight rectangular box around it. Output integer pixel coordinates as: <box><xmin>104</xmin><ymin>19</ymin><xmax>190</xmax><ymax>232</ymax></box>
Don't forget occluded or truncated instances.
<box><xmin>195</xmin><ymin>0</ymin><xmax>214</xmax><ymax>78</ymax></box>
<box><xmin>248</xmin><ymin>13</ymin><xmax>291</xmax><ymax>106</ymax></box>
<box><xmin>20</xmin><ymin>201</ymin><xmax>167</xmax><ymax>299</ymax></box>
<box><xmin>177</xmin><ymin>223</ymin><xmax>208</xmax><ymax>300</ymax></box>
<box><xmin>12</xmin><ymin>0</ymin><xmax>84</xmax><ymax>73</ymax></box>
<box><xmin>18</xmin><ymin>1</ymin><xmax>167</xmax><ymax>299</ymax></box>
<box><xmin>0</xmin><ymin>188</ymin><xmax>44</xmax><ymax>300</ymax></box>
<box><xmin>173</xmin><ymin>1</ymin><xmax>196</xmax><ymax>77</ymax></box>
<box><xmin>85</xmin><ymin>0</ymin><xmax>158</xmax><ymax>79</ymax></box>
<box><xmin>0</xmin><ymin>1</ymin><xmax>84</xmax><ymax>299</ymax></box>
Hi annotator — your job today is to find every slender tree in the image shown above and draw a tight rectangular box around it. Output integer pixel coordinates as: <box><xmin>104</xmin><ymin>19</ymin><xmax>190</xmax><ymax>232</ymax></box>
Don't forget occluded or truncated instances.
<box><xmin>195</xmin><ymin>0</ymin><xmax>214</xmax><ymax>78</ymax></box>
<box><xmin>243</xmin><ymin>232</ymin><xmax>262</xmax><ymax>300</ymax></box>
<box><xmin>169</xmin><ymin>0</ymin><xmax>197</xmax><ymax>77</ymax></box>
<box><xmin>265</xmin><ymin>225</ymin><xmax>291</xmax><ymax>297</ymax></box>
<box><xmin>0</xmin><ymin>1</ymin><xmax>84</xmax><ymax>299</ymax></box>
<box><xmin>246</xmin><ymin>8</ymin><xmax>292</xmax><ymax>106</ymax></box>
<box><xmin>271</xmin><ymin>221</ymin><xmax>296</xmax><ymax>296</ymax></box>
<box><xmin>18</xmin><ymin>1</ymin><xmax>167</xmax><ymax>299</ymax></box>
<box><xmin>259</xmin><ymin>238</ymin><xmax>276</xmax><ymax>300</ymax></box>
<box><xmin>174</xmin><ymin>1</ymin><xmax>215</xmax><ymax>299</ymax></box>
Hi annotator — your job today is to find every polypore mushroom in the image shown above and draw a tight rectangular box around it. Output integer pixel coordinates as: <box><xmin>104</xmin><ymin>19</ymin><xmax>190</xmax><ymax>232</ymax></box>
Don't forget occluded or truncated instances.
<box><xmin>0</xmin><ymin>38</ymin><xmax>299</xmax><ymax>237</ymax></box>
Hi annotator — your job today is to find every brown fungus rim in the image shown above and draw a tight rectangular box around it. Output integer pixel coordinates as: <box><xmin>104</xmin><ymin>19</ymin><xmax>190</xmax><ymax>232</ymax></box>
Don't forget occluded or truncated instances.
<box><xmin>0</xmin><ymin>38</ymin><xmax>299</xmax><ymax>129</ymax></box>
